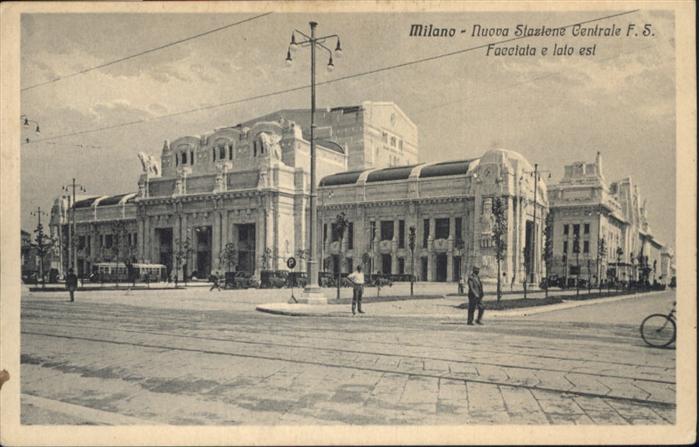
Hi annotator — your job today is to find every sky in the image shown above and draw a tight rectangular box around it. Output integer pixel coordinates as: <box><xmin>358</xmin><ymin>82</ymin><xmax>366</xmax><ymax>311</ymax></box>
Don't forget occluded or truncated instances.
<box><xmin>19</xmin><ymin>10</ymin><xmax>676</xmax><ymax>248</ymax></box>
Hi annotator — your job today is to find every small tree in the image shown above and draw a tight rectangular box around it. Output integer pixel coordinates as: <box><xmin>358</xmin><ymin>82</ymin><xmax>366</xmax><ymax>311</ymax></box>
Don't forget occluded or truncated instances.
<box><xmin>597</xmin><ymin>237</ymin><xmax>607</xmax><ymax>294</ymax></box>
<box><xmin>174</xmin><ymin>236</ymin><xmax>193</xmax><ymax>287</ymax></box>
<box><xmin>491</xmin><ymin>197</ymin><xmax>507</xmax><ymax>301</ymax></box>
<box><xmin>408</xmin><ymin>225</ymin><xmax>416</xmax><ymax>296</ymax></box>
<box><xmin>615</xmin><ymin>247</ymin><xmax>624</xmax><ymax>289</ymax></box>
<box><xmin>333</xmin><ymin>212</ymin><xmax>348</xmax><ymax>299</ymax></box>
<box><xmin>542</xmin><ymin>212</ymin><xmax>554</xmax><ymax>298</ymax></box>
<box><xmin>32</xmin><ymin>222</ymin><xmax>54</xmax><ymax>289</ymax></box>
<box><xmin>112</xmin><ymin>221</ymin><xmax>136</xmax><ymax>287</ymax></box>
<box><xmin>221</xmin><ymin>242</ymin><xmax>239</xmax><ymax>274</ymax></box>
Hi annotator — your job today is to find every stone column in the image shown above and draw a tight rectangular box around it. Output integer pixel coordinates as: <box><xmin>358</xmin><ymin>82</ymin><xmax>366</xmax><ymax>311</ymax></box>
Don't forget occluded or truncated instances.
<box><xmin>265</xmin><ymin>201</ymin><xmax>274</xmax><ymax>270</ymax></box>
<box><xmin>138</xmin><ymin>216</ymin><xmax>145</xmax><ymax>261</ymax></box>
<box><xmin>173</xmin><ymin>214</ymin><xmax>181</xmax><ymax>280</ymax></box>
<box><xmin>255</xmin><ymin>206</ymin><xmax>265</xmax><ymax>276</ymax></box>
<box><xmin>212</xmin><ymin>211</ymin><xmax>221</xmax><ymax>272</ymax></box>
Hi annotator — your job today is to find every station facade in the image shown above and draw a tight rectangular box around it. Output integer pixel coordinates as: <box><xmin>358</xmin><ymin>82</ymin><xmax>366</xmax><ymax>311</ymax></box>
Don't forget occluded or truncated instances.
<box><xmin>49</xmin><ymin>102</ymin><xmax>416</xmax><ymax>280</ymax></box>
<box><xmin>317</xmin><ymin>148</ymin><xmax>547</xmax><ymax>282</ymax></box>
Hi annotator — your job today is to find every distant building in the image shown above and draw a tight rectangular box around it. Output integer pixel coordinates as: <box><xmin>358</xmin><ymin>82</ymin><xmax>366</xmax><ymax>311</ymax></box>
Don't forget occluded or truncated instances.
<box><xmin>547</xmin><ymin>152</ymin><xmax>668</xmax><ymax>285</ymax></box>
<box><xmin>242</xmin><ymin>101</ymin><xmax>418</xmax><ymax>170</ymax></box>
<box><xmin>318</xmin><ymin>148</ymin><xmax>547</xmax><ymax>282</ymax></box>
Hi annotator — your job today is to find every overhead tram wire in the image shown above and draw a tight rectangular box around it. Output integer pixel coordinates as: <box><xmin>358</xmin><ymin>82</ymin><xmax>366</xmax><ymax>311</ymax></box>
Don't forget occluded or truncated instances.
<box><xmin>24</xmin><ymin>9</ymin><xmax>638</xmax><ymax>146</ymax></box>
<box><xmin>21</xmin><ymin>12</ymin><xmax>273</xmax><ymax>92</ymax></box>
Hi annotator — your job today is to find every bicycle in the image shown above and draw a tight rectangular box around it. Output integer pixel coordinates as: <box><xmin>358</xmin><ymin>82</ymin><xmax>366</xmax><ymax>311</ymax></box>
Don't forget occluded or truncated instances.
<box><xmin>640</xmin><ymin>301</ymin><xmax>676</xmax><ymax>348</ymax></box>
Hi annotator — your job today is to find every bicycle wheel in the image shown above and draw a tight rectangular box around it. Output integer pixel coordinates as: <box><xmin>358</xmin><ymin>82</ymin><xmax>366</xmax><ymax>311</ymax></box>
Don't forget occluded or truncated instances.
<box><xmin>640</xmin><ymin>314</ymin><xmax>676</xmax><ymax>348</ymax></box>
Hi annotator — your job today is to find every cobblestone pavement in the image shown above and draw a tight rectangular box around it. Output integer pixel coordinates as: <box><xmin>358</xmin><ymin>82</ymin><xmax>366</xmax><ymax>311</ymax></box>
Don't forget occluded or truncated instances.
<box><xmin>20</xmin><ymin>286</ymin><xmax>676</xmax><ymax>425</ymax></box>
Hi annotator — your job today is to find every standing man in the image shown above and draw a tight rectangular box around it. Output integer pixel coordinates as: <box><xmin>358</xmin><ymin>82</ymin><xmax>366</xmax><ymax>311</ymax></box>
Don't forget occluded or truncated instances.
<box><xmin>467</xmin><ymin>266</ymin><xmax>485</xmax><ymax>325</ymax></box>
<box><xmin>348</xmin><ymin>265</ymin><xmax>365</xmax><ymax>315</ymax></box>
<box><xmin>66</xmin><ymin>268</ymin><xmax>78</xmax><ymax>302</ymax></box>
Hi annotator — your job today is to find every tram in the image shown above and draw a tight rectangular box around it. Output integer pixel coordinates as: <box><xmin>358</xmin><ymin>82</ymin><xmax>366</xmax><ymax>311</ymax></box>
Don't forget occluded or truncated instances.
<box><xmin>91</xmin><ymin>262</ymin><xmax>167</xmax><ymax>282</ymax></box>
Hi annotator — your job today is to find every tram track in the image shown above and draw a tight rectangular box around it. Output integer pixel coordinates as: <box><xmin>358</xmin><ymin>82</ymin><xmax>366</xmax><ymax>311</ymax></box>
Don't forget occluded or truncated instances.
<box><xmin>21</xmin><ymin>320</ymin><xmax>674</xmax><ymax>384</ymax></box>
<box><xmin>22</xmin><ymin>329</ymin><xmax>675</xmax><ymax>408</ymax></box>
<box><xmin>21</xmin><ymin>302</ymin><xmax>672</xmax><ymax>372</ymax></box>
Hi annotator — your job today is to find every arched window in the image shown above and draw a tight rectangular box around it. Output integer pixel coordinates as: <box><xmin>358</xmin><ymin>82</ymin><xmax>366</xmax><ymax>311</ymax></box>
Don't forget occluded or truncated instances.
<box><xmin>228</xmin><ymin>144</ymin><xmax>233</xmax><ymax>160</ymax></box>
<box><xmin>181</xmin><ymin>151</ymin><xmax>187</xmax><ymax>164</ymax></box>
<box><xmin>219</xmin><ymin>145</ymin><xmax>226</xmax><ymax>160</ymax></box>
<box><xmin>212</xmin><ymin>147</ymin><xmax>216</xmax><ymax>161</ymax></box>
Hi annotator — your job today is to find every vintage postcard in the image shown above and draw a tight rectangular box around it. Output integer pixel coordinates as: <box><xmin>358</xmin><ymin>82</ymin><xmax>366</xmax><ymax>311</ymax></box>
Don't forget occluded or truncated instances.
<box><xmin>0</xmin><ymin>1</ymin><xmax>695</xmax><ymax>445</ymax></box>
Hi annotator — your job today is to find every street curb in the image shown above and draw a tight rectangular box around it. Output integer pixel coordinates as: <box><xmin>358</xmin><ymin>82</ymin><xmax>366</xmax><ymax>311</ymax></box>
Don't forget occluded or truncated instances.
<box><xmin>489</xmin><ymin>290</ymin><xmax>669</xmax><ymax>317</ymax></box>
<box><xmin>256</xmin><ymin>290</ymin><xmax>668</xmax><ymax>318</ymax></box>
<box><xmin>255</xmin><ymin>305</ymin><xmax>353</xmax><ymax>317</ymax></box>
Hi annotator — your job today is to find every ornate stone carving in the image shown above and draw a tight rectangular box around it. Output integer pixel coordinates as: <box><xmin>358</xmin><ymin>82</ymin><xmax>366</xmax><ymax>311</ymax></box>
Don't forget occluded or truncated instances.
<box><xmin>258</xmin><ymin>132</ymin><xmax>282</xmax><ymax>160</ymax></box>
<box><xmin>138</xmin><ymin>152</ymin><xmax>161</xmax><ymax>176</ymax></box>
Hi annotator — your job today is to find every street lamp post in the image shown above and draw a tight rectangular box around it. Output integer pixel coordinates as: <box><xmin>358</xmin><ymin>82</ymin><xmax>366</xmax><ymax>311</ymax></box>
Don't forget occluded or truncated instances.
<box><xmin>21</xmin><ymin>115</ymin><xmax>41</xmax><ymax>144</ymax></box>
<box><xmin>286</xmin><ymin>22</ymin><xmax>342</xmax><ymax>303</ymax></box>
<box><xmin>62</xmin><ymin>178</ymin><xmax>86</xmax><ymax>277</ymax></box>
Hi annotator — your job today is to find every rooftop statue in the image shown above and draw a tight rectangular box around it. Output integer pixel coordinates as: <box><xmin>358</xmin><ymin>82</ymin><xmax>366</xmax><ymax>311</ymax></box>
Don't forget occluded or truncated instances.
<box><xmin>138</xmin><ymin>151</ymin><xmax>161</xmax><ymax>176</ymax></box>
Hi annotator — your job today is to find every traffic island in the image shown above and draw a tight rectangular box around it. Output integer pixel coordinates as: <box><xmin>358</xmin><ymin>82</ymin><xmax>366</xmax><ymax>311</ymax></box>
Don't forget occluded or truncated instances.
<box><xmin>258</xmin><ymin>294</ymin><xmax>444</xmax><ymax>317</ymax></box>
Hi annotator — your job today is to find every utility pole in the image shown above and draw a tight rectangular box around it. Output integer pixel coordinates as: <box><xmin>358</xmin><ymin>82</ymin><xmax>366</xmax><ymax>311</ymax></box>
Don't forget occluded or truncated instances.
<box><xmin>286</xmin><ymin>22</ymin><xmax>342</xmax><ymax>302</ymax></box>
<box><xmin>62</xmin><ymin>178</ymin><xmax>86</xmax><ymax>276</ymax></box>
<box><xmin>524</xmin><ymin>163</ymin><xmax>550</xmax><ymax>285</ymax></box>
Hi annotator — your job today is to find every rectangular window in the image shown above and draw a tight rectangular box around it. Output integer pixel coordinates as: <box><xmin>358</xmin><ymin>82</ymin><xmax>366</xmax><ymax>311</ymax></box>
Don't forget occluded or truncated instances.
<box><xmin>435</xmin><ymin>218</ymin><xmax>450</xmax><ymax>240</ymax></box>
<box><xmin>181</xmin><ymin>152</ymin><xmax>187</xmax><ymax>164</ymax></box>
<box><xmin>228</xmin><ymin>145</ymin><xmax>233</xmax><ymax>160</ymax></box>
<box><xmin>133</xmin><ymin>233</ymin><xmax>137</xmax><ymax>247</ymax></box>
<box><xmin>347</xmin><ymin>222</ymin><xmax>354</xmax><ymax>249</ymax></box>
<box><xmin>175</xmin><ymin>153</ymin><xmax>179</xmax><ymax>166</ymax></box>
<box><xmin>390</xmin><ymin>136</ymin><xmax>396</xmax><ymax>147</ymax></box>
<box><xmin>190</xmin><ymin>150</ymin><xmax>194</xmax><ymax>165</ymax></box>
<box><xmin>323</xmin><ymin>223</ymin><xmax>328</xmax><ymax>243</ymax></box>
<box><xmin>212</xmin><ymin>148</ymin><xmax>216</xmax><ymax>161</ymax></box>
<box><xmin>423</xmin><ymin>219</ymin><xmax>430</xmax><ymax>248</ymax></box>
<box><xmin>380</xmin><ymin>220</ymin><xmax>394</xmax><ymax>241</ymax></box>
<box><xmin>583</xmin><ymin>240</ymin><xmax>590</xmax><ymax>253</ymax></box>
<box><xmin>573</xmin><ymin>224</ymin><xmax>580</xmax><ymax>236</ymax></box>
<box><xmin>563</xmin><ymin>224</ymin><xmax>569</xmax><ymax>235</ymax></box>
<box><xmin>399</xmin><ymin>140</ymin><xmax>404</xmax><ymax>151</ymax></box>
<box><xmin>398</xmin><ymin>220</ymin><xmax>405</xmax><ymax>249</ymax></box>
<box><xmin>331</xmin><ymin>223</ymin><xmax>339</xmax><ymax>242</ymax></box>
<box><xmin>370</xmin><ymin>221</ymin><xmax>376</xmax><ymax>242</ymax></box>
<box><xmin>78</xmin><ymin>236</ymin><xmax>85</xmax><ymax>250</ymax></box>
<box><xmin>563</xmin><ymin>241</ymin><xmax>568</xmax><ymax>254</ymax></box>
<box><xmin>398</xmin><ymin>258</ymin><xmax>405</xmax><ymax>274</ymax></box>
<box><xmin>105</xmin><ymin>234</ymin><xmax>113</xmax><ymax>249</ymax></box>
<box><xmin>219</xmin><ymin>146</ymin><xmax>226</xmax><ymax>160</ymax></box>
<box><xmin>584</xmin><ymin>223</ymin><xmax>590</xmax><ymax>234</ymax></box>
<box><xmin>455</xmin><ymin>217</ymin><xmax>463</xmax><ymax>243</ymax></box>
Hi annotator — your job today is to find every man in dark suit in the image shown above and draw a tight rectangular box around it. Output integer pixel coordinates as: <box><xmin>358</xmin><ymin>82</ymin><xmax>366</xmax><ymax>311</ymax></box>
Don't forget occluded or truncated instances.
<box><xmin>467</xmin><ymin>266</ymin><xmax>485</xmax><ymax>325</ymax></box>
<box><xmin>65</xmin><ymin>268</ymin><xmax>78</xmax><ymax>302</ymax></box>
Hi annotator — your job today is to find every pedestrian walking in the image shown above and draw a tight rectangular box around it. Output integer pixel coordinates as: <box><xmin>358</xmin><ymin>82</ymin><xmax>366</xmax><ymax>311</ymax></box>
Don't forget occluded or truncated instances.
<box><xmin>458</xmin><ymin>276</ymin><xmax>465</xmax><ymax>295</ymax></box>
<box><xmin>210</xmin><ymin>272</ymin><xmax>222</xmax><ymax>292</ymax></box>
<box><xmin>347</xmin><ymin>265</ymin><xmax>365</xmax><ymax>315</ymax></box>
<box><xmin>66</xmin><ymin>268</ymin><xmax>78</xmax><ymax>302</ymax></box>
<box><xmin>467</xmin><ymin>266</ymin><xmax>485</xmax><ymax>325</ymax></box>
